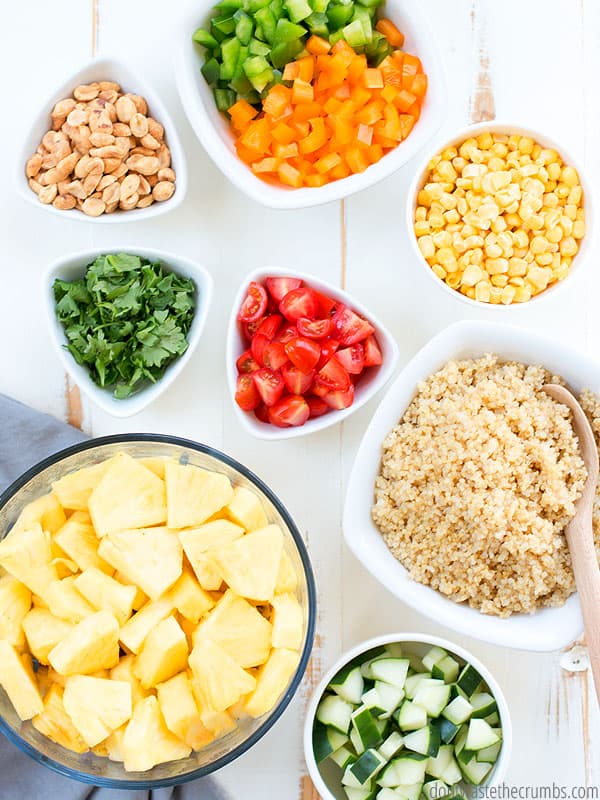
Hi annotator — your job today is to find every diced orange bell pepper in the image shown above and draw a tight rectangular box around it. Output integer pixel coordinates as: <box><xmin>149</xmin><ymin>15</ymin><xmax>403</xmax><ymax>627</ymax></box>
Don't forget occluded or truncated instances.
<box><xmin>367</xmin><ymin>143</ymin><xmax>384</xmax><ymax>163</ymax></box>
<box><xmin>240</xmin><ymin>118</ymin><xmax>271</xmax><ymax>154</ymax></box>
<box><xmin>293</xmin><ymin>100</ymin><xmax>324</xmax><ymax>122</ymax></box>
<box><xmin>332</xmin><ymin>82</ymin><xmax>351</xmax><ymax>100</ymax></box>
<box><xmin>292</xmin><ymin>120</ymin><xmax>310</xmax><ymax>138</ymax></box>
<box><xmin>351</xmin><ymin>86</ymin><xmax>372</xmax><ymax>108</ymax></box>
<box><xmin>356</xmin><ymin>100</ymin><xmax>384</xmax><ymax>125</ymax></box>
<box><xmin>273</xmin><ymin>142</ymin><xmax>299</xmax><ymax>159</ymax></box>
<box><xmin>263</xmin><ymin>84</ymin><xmax>292</xmax><ymax>118</ymax></box>
<box><xmin>375</xmin><ymin>18</ymin><xmax>405</xmax><ymax>48</ymax></box>
<box><xmin>278</xmin><ymin>162</ymin><xmax>303</xmax><ymax>187</ymax></box>
<box><xmin>345</xmin><ymin>147</ymin><xmax>369</xmax><ymax>173</ymax></box>
<box><xmin>380</xmin><ymin>57</ymin><xmax>404</xmax><ymax>88</ymax></box>
<box><xmin>347</xmin><ymin>54</ymin><xmax>368</xmax><ymax>84</ymax></box>
<box><xmin>363</xmin><ymin>68</ymin><xmax>384</xmax><ymax>89</ymax></box>
<box><xmin>283</xmin><ymin>61</ymin><xmax>300</xmax><ymax>81</ymax></box>
<box><xmin>357</xmin><ymin>123</ymin><xmax>373</xmax><ymax>146</ymax></box>
<box><xmin>331</xmin><ymin>39</ymin><xmax>355</xmax><ymax>56</ymax></box>
<box><xmin>333</xmin><ymin>116</ymin><xmax>354</xmax><ymax>146</ymax></box>
<box><xmin>252</xmin><ymin>157</ymin><xmax>279</xmax><ymax>173</ymax></box>
<box><xmin>399</xmin><ymin>114</ymin><xmax>416</xmax><ymax>139</ymax></box>
<box><xmin>401</xmin><ymin>53</ymin><xmax>422</xmax><ymax>79</ymax></box>
<box><xmin>271</xmin><ymin>122</ymin><xmax>296</xmax><ymax>144</ymax></box>
<box><xmin>306</xmin><ymin>173</ymin><xmax>328</xmax><ymax>187</ymax></box>
<box><xmin>315</xmin><ymin>152</ymin><xmax>342</xmax><ymax>174</ymax></box>
<box><xmin>228</xmin><ymin>99</ymin><xmax>259</xmax><ymax>130</ymax></box>
<box><xmin>292</xmin><ymin>78</ymin><xmax>314</xmax><ymax>104</ymax></box>
<box><xmin>299</xmin><ymin>118</ymin><xmax>328</xmax><ymax>154</ymax></box>
<box><xmin>324</xmin><ymin>97</ymin><xmax>343</xmax><ymax>114</ymax></box>
<box><xmin>395</xmin><ymin>89</ymin><xmax>417</xmax><ymax>112</ymax></box>
<box><xmin>330</xmin><ymin>161</ymin><xmax>351</xmax><ymax>180</ymax></box>
<box><xmin>380</xmin><ymin>84</ymin><xmax>399</xmax><ymax>104</ymax></box>
<box><xmin>306</xmin><ymin>35</ymin><xmax>331</xmax><ymax>55</ymax></box>
<box><xmin>409</xmin><ymin>73</ymin><xmax>428</xmax><ymax>99</ymax></box>
<box><xmin>296</xmin><ymin>56</ymin><xmax>315</xmax><ymax>83</ymax></box>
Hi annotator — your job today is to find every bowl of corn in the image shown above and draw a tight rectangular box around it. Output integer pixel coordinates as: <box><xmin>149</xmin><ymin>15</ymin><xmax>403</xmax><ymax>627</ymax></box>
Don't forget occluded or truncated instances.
<box><xmin>405</xmin><ymin>121</ymin><xmax>593</xmax><ymax>307</ymax></box>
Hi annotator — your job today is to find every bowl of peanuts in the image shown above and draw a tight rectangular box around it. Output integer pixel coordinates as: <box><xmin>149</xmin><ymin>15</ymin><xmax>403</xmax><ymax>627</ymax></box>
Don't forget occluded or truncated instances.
<box><xmin>406</xmin><ymin>121</ymin><xmax>593</xmax><ymax>307</ymax></box>
<box><xmin>17</xmin><ymin>57</ymin><xmax>187</xmax><ymax>222</ymax></box>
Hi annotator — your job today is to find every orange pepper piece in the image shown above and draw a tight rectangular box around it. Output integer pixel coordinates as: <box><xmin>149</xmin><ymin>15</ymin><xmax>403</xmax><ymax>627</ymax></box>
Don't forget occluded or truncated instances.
<box><xmin>375</xmin><ymin>18</ymin><xmax>405</xmax><ymax>48</ymax></box>
<box><xmin>306</xmin><ymin>35</ymin><xmax>331</xmax><ymax>55</ymax></box>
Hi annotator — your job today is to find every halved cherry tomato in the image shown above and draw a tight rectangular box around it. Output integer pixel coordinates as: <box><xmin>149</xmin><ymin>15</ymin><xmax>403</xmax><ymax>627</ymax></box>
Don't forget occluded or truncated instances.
<box><xmin>331</xmin><ymin>304</ymin><xmax>375</xmax><ymax>345</ymax></box>
<box><xmin>252</xmin><ymin>368</ymin><xmax>285</xmax><ymax>407</ymax></box>
<box><xmin>275</xmin><ymin>324</ymin><xmax>299</xmax><ymax>344</ymax></box>
<box><xmin>285</xmin><ymin>337</ymin><xmax>321</xmax><ymax>373</ymax></box>
<box><xmin>237</xmin><ymin>349</ymin><xmax>260</xmax><ymax>374</ymax></box>
<box><xmin>317</xmin><ymin>338</ymin><xmax>340</xmax><ymax>369</ymax></box>
<box><xmin>313</xmin><ymin>289</ymin><xmax>338</xmax><ymax>317</ymax></box>
<box><xmin>251</xmin><ymin>333</ymin><xmax>270</xmax><ymax>366</ymax></box>
<box><xmin>235</xmin><ymin>374</ymin><xmax>260</xmax><ymax>410</ymax></box>
<box><xmin>307</xmin><ymin>396</ymin><xmax>330</xmax><ymax>418</ymax></box>
<box><xmin>282</xmin><ymin>363</ymin><xmax>315</xmax><ymax>394</ymax></box>
<box><xmin>266</xmin><ymin>276</ymin><xmax>303</xmax><ymax>303</ymax></box>
<box><xmin>238</xmin><ymin>281</ymin><xmax>268</xmax><ymax>322</ymax></box>
<box><xmin>363</xmin><ymin>334</ymin><xmax>383</xmax><ymax>366</ymax></box>
<box><xmin>254</xmin><ymin>402</ymin><xmax>270</xmax><ymax>423</ymax></box>
<box><xmin>323</xmin><ymin>383</ymin><xmax>355</xmax><ymax>409</ymax></box>
<box><xmin>279</xmin><ymin>287</ymin><xmax>320</xmax><ymax>322</ymax></box>
<box><xmin>262</xmin><ymin>341</ymin><xmax>288</xmax><ymax>370</ymax></box>
<box><xmin>241</xmin><ymin>317</ymin><xmax>265</xmax><ymax>341</ymax></box>
<box><xmin>255</xmin><ymin>314</ymin><xmax>282</xmax><ymax>340</ymax></box>
<box><xmin>268</xmin><ymin>395</ymin><xmax>310</xmax><ymax>427</ymax></box>
<box><xmin>297</xmin><ymin>316</ymin><xmax>332</xmax><ymax>339</ymax></box>
<box><xmin>316</xmin><ymin>355</ymin><xmax>351</xmax><ymax>391</ymax></box>
<box><xmin>336</xmin><ymin>343</ymin><xmax>365</xmax><ymax>375</ymax></box>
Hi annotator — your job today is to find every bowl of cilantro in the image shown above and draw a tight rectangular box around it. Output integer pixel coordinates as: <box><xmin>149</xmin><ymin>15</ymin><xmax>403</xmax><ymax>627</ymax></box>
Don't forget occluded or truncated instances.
<box><xmin>45</xmin><ymin>249</ymin><xmax>213</xmax><ymax>417</ymax></box>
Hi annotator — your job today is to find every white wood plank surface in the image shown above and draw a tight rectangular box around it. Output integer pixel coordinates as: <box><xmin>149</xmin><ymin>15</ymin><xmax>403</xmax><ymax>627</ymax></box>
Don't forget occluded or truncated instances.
<box><xmin>1</xmin><ymin>0</ymin><xmax>599</xmax><ymax>796</ymax></box>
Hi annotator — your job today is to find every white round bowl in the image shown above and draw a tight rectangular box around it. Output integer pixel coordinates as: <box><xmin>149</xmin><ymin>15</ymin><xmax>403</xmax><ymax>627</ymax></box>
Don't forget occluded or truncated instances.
<box><xmin>405</xmin><ymin>120</ymin><xmax>595</xmax><ymax>308</ymax></box>
<box><xmin>175</xmin><ymin>0</ymin><xmax>447</xmax><ymax>209</ymax></box>
<box><xmin>226</xmin><ymin>267</ymin><xmax>399</xmax><ymax>439</ymax></box>
<box><xmin>17</xmin><ymin>57</ymin><xmax>188</xmax><ymax>223</ymax></box>
<box><xmin>304</xmin><ymin>632</ymin><xmax>513</xmax><ymax>799</ymax></box>
<box><xmin>45</xmin><ymin>247</ymin><xmax>213</xmax><ymax>417</ymax></box>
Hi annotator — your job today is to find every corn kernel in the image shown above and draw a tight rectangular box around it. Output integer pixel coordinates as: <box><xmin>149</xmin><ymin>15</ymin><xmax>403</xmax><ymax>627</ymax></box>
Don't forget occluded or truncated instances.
<box><xmin>529</xmin><ymin>235</ymin><xmax>549</xmax><ymax>255</ymax></box>
<box><xmin>535</xmin><ymin>253</ymin><xmax>553</xmax><ymax>266</ymax></box>
<box><xmin>489</xmin><ymin>286</ymin><xmax>503</xmax><ymax>304</ymax></box>
<box><xmin>457</xmin><ymin>198</ymin><xmax>468</xmax><ymax>216</ymax></box>
<box><xmin>464</xmin><ymin>286</ymin><xmax>476</xmax><ymax>299</ymax></box>
<box><xmin>431</xmin><ymin>264</ymin><xmax>446</xmax><ymax>280</ymax></box>
<box><xmin>527</xmin><ymin>266</ymin><xmax>552</xmax><ymax>291</ymax></box>
<box><xmin>429</xmin><ymin>214</ymin><xmax>445</xmax><ymax>230</ymax></box>
<box><xmin>414</xmin><ymin>220</ymin><xmax>431</xmax><ymax>237</ymax></box>
<box><xmin>573</xmin><ymin>219</ymin><xmax>585</xmax><ymax>239</ymax></box>
<box><xmin>491</xmin><ymin>217</ymin><xmax>507</xmax><ymax>234</ymax></box>
<box><xmin>441</xmin><ymin>146</ymin><xmax>458</xmax><ymax>161</ymax></box>
<box><xmin>532</xmin><ymin>144</ymin><xmax>541</xmax><ymax>159</ymax></box>
<box><xmin>564</xmin><ymin>203</ymin><xmax>577</xmax><ymax>221</ymax></box>
<box><xmin>446</xmin><ymin>272</ymin><xmax>461</xmax><ymax>289</ymax></box>
<box><xmin>514</xmin><ymin>285</ymin><xmax>532</xmax><ymax>303</ymax></box>
<box><xmin>560</xmin><ymin>216</ymin><xmax>573</xmax><ymax>236</ymax></box>
<box><xmin>518</xmin><ymin>136</ymin><xmax>534</xmax><ymax>155</ymax></box>
<box><xmin>501</xmin><ymin>285</ymin><xmax>517</xmax><ymax>304</ymax></box>
<box><xmin>436</xmin><ymin>161</ymin><xmax>458</xmax><ymax>183</ymax></box>
<box><xmin>547</xmin><ymin>162</ymin><xmax>561</xmax><ymax>182</ymax></box>
<box><xmin>418</xmin><ymin>235</ymin><xmax>435</xmax><ymax>259</ymax></box>
<box><xmin>542</xmin><ymin>192</ymin><xmax>559</xmax><ymax>208</ymax></box>
<box><xmin>561</xmin><ymin>165</ymin><xmax>579</xmax><ymax>187</ymax></box>
<box><xmin>509</xmin><ymin>277</ymin><xmax>525</xmax><ymax>287</ymax></box>
<box><xmin>417</xmin><ymin>189</ymin><xmax>432</xmax><ymax>206</ymax></box>
<box><xmin>475</xmin><ymin>280</ymin><xmax>491</xmax><ymax>302</ymax></box>
<box><xmin>546</xmin><ymin>226</ymin><xmax>563</xmax><ymax>243</ymax></box>
<box><xmin>427</xmin><ymin>154</ymin><xmax>442</xmax><ymax>170</ymax></box>
<box><xmin>444</xmin><ymin>209</ymin><xmax>460</xmax><ymax>225</ymax></box>
<box><xmin>568</xmin><ymin>186</ymin><xmax>582</xmax><ymax>205</ymax></box>
<box><xmin>554</xmin><ymin>262</ymin><xmax>571</xmax><ymax>281</ymax></box>
<box><xmin>461</xmin><ymin>264</ymin><xmax>485</xmax><ymax>287</ymax></box>
<box><xmin>485</xmin><ymin>243</ymin><xmax>503</xmax><ymax>259</ymax></box>
<box><xmin>560</xmin><ymin>236</ymin><xmax>578</xmax><ymax>257</ymax></box>
<box><xmin>486</xmin><ymin>257</ymin><xmax>509</xmax><ymax>275</ymax></box>
<box><xmin>491</xmin><ymin>274</ymin><xmax>508</xmax><ymax>287</ymax></box>
<box><xmin>556</xmin><ymin>183</ymin><xmax>570</xmax><ymax>199</ymax></box>
<box><xmin>539</xmin><ymin>148</ymin><xmax>558</xmax><ymax>165</ymax></box>
<box><xmin>436</xmin><ymin>247</ymin><xmax>457</xmax><ymax>268</ymax></box>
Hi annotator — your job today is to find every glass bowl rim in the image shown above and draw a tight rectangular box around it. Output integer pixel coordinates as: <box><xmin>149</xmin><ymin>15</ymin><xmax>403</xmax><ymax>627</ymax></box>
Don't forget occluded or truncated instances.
<box><xmin>0</xmin><ymin>432</ymin><xmax>317</xmax><ymax>790</ymax></box>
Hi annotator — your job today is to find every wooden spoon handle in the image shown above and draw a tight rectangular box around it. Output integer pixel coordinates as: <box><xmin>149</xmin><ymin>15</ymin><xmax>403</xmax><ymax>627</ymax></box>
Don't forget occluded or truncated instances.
<box><xmin>567</xmin><ymin>514</ymin><xmax>600</xmax><ymax>707</ymax></box>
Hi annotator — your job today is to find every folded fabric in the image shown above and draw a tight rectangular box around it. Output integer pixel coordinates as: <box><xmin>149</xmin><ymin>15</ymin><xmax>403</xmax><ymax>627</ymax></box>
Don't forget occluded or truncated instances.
<box><xmin>0</xmin><ymin>393</ymin><xmax>230</xmax><ymax>800</ymax></box>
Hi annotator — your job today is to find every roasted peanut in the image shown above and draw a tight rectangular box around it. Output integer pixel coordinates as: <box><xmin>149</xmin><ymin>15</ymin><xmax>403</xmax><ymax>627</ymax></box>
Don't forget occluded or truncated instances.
<box><xmin>119</xmin><ymin>193</ymin><xmax>139</xmax><ymax>210</ymax></box>
<box><xmin>38</xmin><ymin>184</ymin><xmax>58</xmax><ymax>204</ymax></box>
<box><xmin>89</xmin><ymin>132</ymin><xmax>115</xmax><ymax>148</ymax></box>
<box><xmin>126</xmin><ymin>154</ymin><xmax>160</xmax><ymax>175</ymax></box>
<box><xmin>25</xmin><ymin>154</ymin><xmax>43</xmax><ymax>178</ymax></box>
<box><xmin>147</xmin><ymin>118</ymin><xmax>164</xmax><ymax>141</ymax></box>
<box><xmin>53</xmin><ymin>194</ymin><xmax>76</xmax><ymax>210</ymax></box>
<box><xmin>140</xmin><ymin>134</ymin><xmax>160</xmax><ymax>150</ymax></box>
<box><xmin>129</xmin><ymin>113</ymin><xmax>149</xmax><ymax>138</ymax></box>
<box><xmin>115</xmin><ymin>95</ymin><xmax>137</xmax><ymax>123</ymax></box>
<box><xmin>82</xmin><ymin>197</ymin><xmax>106</xmax><ymax>216</ymax></box>
<box><xmin>152</xmin><ymin>181</ymin><xmax>175</xmax><ymax>202</ymax></box>
<box><xmin>158</xmin><ymin>167</ymin><xmax>175</xmax><ymax>182</ymax></box>
<box><xmin>137</xmin><ymin>195</ymin><xmax>154</xmax><ymax>208</ymax></box>
<box><xmin>73</xmin><ymin>83</ymin><xmax>100</xmax><ymax>102</ymax></box>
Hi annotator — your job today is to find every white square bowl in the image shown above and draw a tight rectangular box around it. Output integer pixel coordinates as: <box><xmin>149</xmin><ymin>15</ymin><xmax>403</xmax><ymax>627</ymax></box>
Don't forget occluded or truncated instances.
<box><xmin>344</xmin><ymin>320</ymin><xmax>600</xmax><ymax>651</ymax></box>
<box><xmin>174</xmin><ymin>0</ymin><xmax>447</xmax><ymax>209</ymax></box>
<box><xmin>45</xmin><ymin>247</ymin><xmax>213</xmax><ymax>417</ymax></box>
<box><xmin>17</xmin><ymin>57</ymin><xmax>187</xmax><ymax>223</ymax></box>
<box><xmin>226</xmin><ymin>267</ymin><xmax>399</xmax><ymax>439</ymax></box>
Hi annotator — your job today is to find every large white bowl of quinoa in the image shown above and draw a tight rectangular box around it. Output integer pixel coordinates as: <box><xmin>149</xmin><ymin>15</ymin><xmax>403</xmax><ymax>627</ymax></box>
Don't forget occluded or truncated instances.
<box><xmin>344</xmin><ymin>320</ymin><xmax>600</xmax><ymax>651</ymax></box>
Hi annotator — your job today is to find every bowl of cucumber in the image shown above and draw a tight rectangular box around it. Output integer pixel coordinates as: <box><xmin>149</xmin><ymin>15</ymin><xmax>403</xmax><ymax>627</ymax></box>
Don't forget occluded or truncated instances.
<box><xmin>304</xmin><ymin>633</ymin><xmax>512</xmax><ymax>800</ymax></box>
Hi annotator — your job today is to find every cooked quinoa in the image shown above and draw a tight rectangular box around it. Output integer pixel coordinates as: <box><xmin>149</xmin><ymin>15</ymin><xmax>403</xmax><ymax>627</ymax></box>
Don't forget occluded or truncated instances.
<box><xmin>371</xmin><ymin>354</ymin><xmax>598</xmax><ymax>617</ymax></box>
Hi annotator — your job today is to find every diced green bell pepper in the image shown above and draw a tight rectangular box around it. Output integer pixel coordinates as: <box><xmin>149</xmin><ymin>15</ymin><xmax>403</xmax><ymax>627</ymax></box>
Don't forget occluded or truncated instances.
<box><xmin>254</xmin><ymin>7</ymin><xmax>277</xmax><ymax>42</ymax></box>
<box><xmin>247</xmin><ymin>0</ymin><xmax>271</xmax><ymax>11</ymax></box>
<box><xmin>305</xmin><ymin>11</ymin><xmax>329</xmax><ymax>35</ymax></box>
<box><xmin>192</xmin><ymin>28</ymin><xmax>220</xmax><ymax>49</ymax></box>
<box><xmin>270</xmin><ymin>37</ymin><xmax>304</xmax><ymax>68</ymax></box>
<box><xmin>201</xmin><ymin>56</ymin><xmax>221</xmax><ymax>85</ymax></box>
<box><xmin>234</xmin><ymin>9</ymin><xmax>254</xmax><ymax>43</ymax></box>
<box><xmin>219</xmin><ymin>36</ymin><xmax>242</xmax><ymax>80</ymax></box>
<box><xmin>214</xmin><ymin>87</ymin><xmax>237</xmax><ymax>111</ymax></box>
<box><xmin>284</xmin><ymin>0</ymin><xmax>312</xmax><ymax>23</ymax></box>
<box><xmin>311</xmin><ymin>0</ymin><xmax>330</xmax><ymax>13</ymax></box>
<box><xmin>248</xmin><ymin>37</ymin><xmax>271</xmax><ymax>55</ymax></box>
<box><xmin>212</xmin><ymin>14</ymin><xmax>237</xmax><ymax>34</ymax></box>
<box><xmin>342</xmin><ymin>18</ymin><xmax>368</xmax><ymax>47</ymax></box>
<box><xmin>326</xmin><ymin>3</ymin><xmax>353</xmax><ymax>29</ymax></box>
<box><xmin>273</xmin><ymin>17</ymin><xmax>307</xmax><ymax>42</ymax></box>
<box><xmin>243</xmin><ymin>55</ymin><xmax>275</xmax><ymax>92</ymax></box>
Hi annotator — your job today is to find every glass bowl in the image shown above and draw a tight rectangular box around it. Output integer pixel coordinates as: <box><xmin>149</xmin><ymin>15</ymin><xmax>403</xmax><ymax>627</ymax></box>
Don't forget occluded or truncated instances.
<box><xmin>0</xmin><ymin>434</ymin><xmax>317</xmax><ymax>789</ymax></box>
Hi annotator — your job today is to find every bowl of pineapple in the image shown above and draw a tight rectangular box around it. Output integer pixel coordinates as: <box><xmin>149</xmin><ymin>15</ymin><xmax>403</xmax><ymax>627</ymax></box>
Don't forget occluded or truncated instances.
<box><xmin>0</xmin><ymin>434</ymin><xmax>316</xmax><ymax>788</ymax></box>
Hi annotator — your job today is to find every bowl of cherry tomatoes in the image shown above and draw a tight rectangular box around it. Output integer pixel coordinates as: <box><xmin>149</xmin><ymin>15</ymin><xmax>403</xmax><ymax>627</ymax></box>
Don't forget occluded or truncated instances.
<box><xmin>226</xmin><ymin>267</ymin><xmax>399</xmax><ymax>439</ymax></box>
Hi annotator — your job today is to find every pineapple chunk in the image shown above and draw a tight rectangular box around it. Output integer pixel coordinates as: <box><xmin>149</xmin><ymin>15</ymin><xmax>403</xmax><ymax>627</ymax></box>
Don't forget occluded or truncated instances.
<box><xmin>63</xmin><ymin>675</ymin><xmax>132</xmax><ymax>747</ymax></box>
<box><xmin>271</xmin><ymin>593</ymin><xmax>303</xmax><ymax>650</ymax></box>
<box><xmin>194</xmin><ymin>589</ymin><xmax>271</xmax><ymax>668</ymax></box>
<box><xmin>98</xmin><ymin>527</ymin><xmax>182</xmax><ymax>600</ymax></box>
<box><xmin>74</xmin><ymin>567</ymin><xmax>137</xmax><ymax>626</ymax></box>
<box><xmin>105</xmin><ymin>724</ymin><xmax>127</xmax><ymax>762</ymax></box>
<box><xmin>119</xmin><ymin>597</ymin><xmax>174</xmax><ymax>654</ymax></box>
<box><xmin>226</xmin><ymin>486</ymin><xmax>268</xmax><ymax>531</ymax></box>
<box><xmin>275</xmin><ymin>550</ymin><xmax>298</xmax><ymax>594</ymax></box>
<box><xmin>165</xmin><ymin>462</ymin><xmax>233</xmax><ymax>529</ymax></box>
<box><xmin>12</xmin><ymin>492</ymin><xmax>66</xmax><ymax>536</ymax></box>
<box><xmin>138</xmin><ymin>456</ymin><xmax>171</xmax><ymax>479</ymax></box>
<box><xmin>32</xmin><ymin>684</ymin><xmax>88</xmax><ymax>753</ymax></box>
<box><xmin>115</xmin><ymin>572</ymin><xmax>147</xmax><ymax>610</ymax></box>
<box><xmin>0</xmin><ymin>641</ymin><xmax>44</xmax><ymax>720</ymax></box>
<box><xmin>22</xmin><ymin>608</ymin><xmax>73</xmax><ymax>664</ymax></box>
<box><xmin>0</xmin><ymin>523</ymin><xmax>59</xmax><ymax>596</ymax></box>
<box><xmin>167</xmin><ymin>571</ymin><xmax>215</xmax><ymax>623</ymax></box>
<box><xmin>41</xmin><ymin>577</ymin><xmax>95</xmax><ymax>623</ymax></box>
<box><xmin>110</xmin><ymin>655</ymin><xmax>150</xmax><ymax>705</ymax></box>
<box><xmin>89</xmin><ymin>453</ymin><xmax>167</xmax><ymax>537</ymax></box>
<box><xmin>52</xmin><ymin>459</ymin><xmax>113</xmax><ymax>510</ymax></box>
<box><xmin>121</xmin><ymin>696</ymin><xmax>191</xmax><ymax>772</ymax></box>
<box><xmin>133</xmin><ymin>615</ymin><xmax>188</xmax><ymax>689</ymax></box>
<box><xmin>0</xmin><ymin>575</ymin><xmax>31</xmax><ymax>647</ymax></box>
<box><xmin>157</xmin><ymin>672</ymin><xmax>214</xmax><ymax>750</ymax></box>
<box><xmin>244</xmin><ymin>648</ymin><xmax>300</xmax><ymax>718</ymax></box>
<box><xmin>48</xmin><ymin>610</ymin><xmax>120</xmax><ymax>675</ymax></box>
<box><xmin>54</xmin><ymin>512</ymin><xmax>113</xmax><ymax>574</ymax></box>
<box><xmin>199</xmin><ymin>707</ymin><xmax>236</xmax><ymax>738</ymax></box>
<box><xmin>50</xmin><ymin>556</ymin><xmax>78</xmax><ymax>579</ymax></box>
<box><xmin>179</xmin><ymin>520</ymin><xmax>244</xmax><ymax>591</ymax></box>
<box><xmin>213</xmin><ymin>525</ymin><xmax>283</xmax><ymax>602</ymax></box>
<box><xmin>189</xmin><ymin>639</ymin><xmax>256</xmax><ymax>712</ymax></box>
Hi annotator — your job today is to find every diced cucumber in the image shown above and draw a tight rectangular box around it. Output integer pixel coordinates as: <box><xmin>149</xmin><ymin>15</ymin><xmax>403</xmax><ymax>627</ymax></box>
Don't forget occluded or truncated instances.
<box><xmin>369</xmin><ymin>658</ymin><xmax>410</xmax><ymax>689</ymax></box>
<box><xmin>395</xmin><ymin>783</ymin><xmax>424</xmax><ymax>800</ymax></box>
<box><xmin>384</xmin><ymin>643</ymin><xmax>404</xmax><ymax>658</ymax></box>
<box><xmin>350</xmin><ymin>749</ymin><xmax>387</xmax><ymax>785</ymax></box>
<box><xmin>378</xmin><ymin>732</ymin><xmax>404</xmax><ymax>761</ymax></box>
<box><xmin>343</xmin><ymin>765</ymin><xmax>367</xmax><ymax>789</ymax></box>
<box><xmin>377</xmin><ymin>762</ymin><xmax>401</xmax><ymax>788</ymax></box>
<box><xmin>465</xmin><ymin>719</ymin><xmax>500</xmax><ymax>752</ymax></box>
<box><xmin>374</xmin><ymin>681</ymin><xmax>405</xmax><ymax>717</ymax></box>
<box><xmin>376</xmin><ymin>790</ymin><xmax>401</xmax><ymax>800</ymax></box>
<box><xmin>470</xmin><ymin>692</ymin><xmax>497</xmax><ymax>719</ymax></box>
<box><xmin>395</xmin><ymin>701</ymin><xmax>427</xmax><ymax>732</ymax></box>
<box><xmin>425</xmin><ymin>744</ymin><xmax>454</xmax><ymax>779</ymax></box>
<box><xmin>449</xmin><ymin>683</ymin><xmax>469</xmax><ymax>702</ymax></box>
<box><xmin>403</xmin><ymin>723</ymin><xmax>440</xmax><ymax>758</ymax></box>
<box><xmin>441</xmin><ymin>757</ymin><xmax>463</xmax><ymax>785</ymax></box>
<box><xmin>476</xmin><ymin>740</ymin><xmax>502</xmax><ymax>763</ymax></box>
<box><xmin>431</xmin><ymin>655</ymin><xmax>460</xmax><ymax>684</ymax></box>
<box><xmin>362</xmin><ymin>688</ymin><xmax>386</xmax><ymax>717</ymax></box>
<box><xmin>313</xmin><ymin>721</ymin><xmax>348</xmax><ymax>763</ymax></box>
<box><xmin>461</xmin><ymin>756</ymin><xmax>493</xmax><ymax>786</ymax></box>
<box><xmin>456</xmin><ymin>664</ymin><xmax>482</xmax><ymax>696</ymax></box>
<box><xmin>423</xmin><ymin>780</ymin><xmax>449</xmax><ymax>800</ymax></box>
<box><xmin>332</xmin><ymin>745</ymin><xmax>357</xmax><ymax>769</ymax></box>
<box><xmin>439</xmin><ymin>718</ymin><xmax>461</xmax><ymax>744</ymax></box>
<box><xmin>345</xmin><ymin>788</ymin><xmax>377</xmax><ymax>800</ymax></box>
<box><xmin>413</xmin><ymin>683</ymin><xmax>451</xmax><ymax>717</ymax></box>
<box><xmin>352</xmin><ymin>706</ymin><xmax>384</xmax><ymax>750</ymax></box>
<box><xmin>351</xmin><ymin>725</ymin><xmax>366</xmax><ymax>756</ymax></box>
<box><xmin>404</xmin><ymin>673</ymin><xmax>432</xmax><ymax>699</ymax></box>
<box><xmin>422</xmin><ymin>647</ymin><xmax>447</xmax><ymax>672</ymax></box>
<box><xmin>484</xmin><ymin>711</ymin><xmax>500</xmax><ymax>726</ymax></box>
<box><xmin>442</xmin><ymin>695</ymin><xmax>473</xmax><ymax>725</ymax></box>
<box><xmin>331</xmin><ymin>665</ymin><xmax>365</xmax><ymax>705</ymax></box>
<box><xmin>454</xmin><ymin>726</ymin><xmax>475</xmax><ymax>766</ymax></box>
<box><xmin>394</xmin><ymin>753</ymin><xmax>428</xmax><ymax>785</ymax></box>
<box><xmin>317</xmin><ymin>694</ymin><xmax>354</xmax><ymax>734</ymax></box>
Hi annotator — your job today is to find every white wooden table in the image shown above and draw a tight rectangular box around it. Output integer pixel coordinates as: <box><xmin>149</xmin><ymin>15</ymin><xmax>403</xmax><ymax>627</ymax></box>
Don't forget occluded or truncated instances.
<box><xmin>2</xmin><ymin>0</ymin><xmax>599</xmax><ymax>795</ymax></box>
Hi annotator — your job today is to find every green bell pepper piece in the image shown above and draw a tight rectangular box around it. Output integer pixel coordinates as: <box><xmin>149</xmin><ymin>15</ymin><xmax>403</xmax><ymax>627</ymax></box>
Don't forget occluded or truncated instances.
<box><xmin>234</xmin><ymin>9</ymin><xmax>254</xmax><ymax>44</ymax></box>
<box><xmin>214</xmin><ymin>88</ymin><xmax>237</xmax><ymax>111</ymax></box>
<box><xmin>219</xmin><ymin>36</ymin><xmax>242</xmax><ymax>80</ymax></box>
<box><xmin>284</xmin><ymin>0</ymin><xmax>312</xmax><ymax>23</ymax></box>
<box><xmin>326</xmin><ymin>3</ymin><xmax>353</xmax><ymax>29</ymax></box>
<box><xmin>201</xmin><ymin>56</ymin><xmax>221</xmax><ymax>85</ymax></box>
<box><xmin>192</xmin><ymin>28</ymin><xmax>219</xmax><ymax>49</ymax></box>
<box><xmin>254</xmin><ymin>7</ymin><xmax>277</xmax><ymax>42</ymax></box>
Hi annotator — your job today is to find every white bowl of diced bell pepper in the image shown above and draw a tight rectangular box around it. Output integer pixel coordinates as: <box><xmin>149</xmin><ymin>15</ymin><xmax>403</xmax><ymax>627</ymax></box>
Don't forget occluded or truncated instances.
<box><xmin>304</xmin><ymin>633</ymin><xmax>512</xmax><ymax>800</ymax></box>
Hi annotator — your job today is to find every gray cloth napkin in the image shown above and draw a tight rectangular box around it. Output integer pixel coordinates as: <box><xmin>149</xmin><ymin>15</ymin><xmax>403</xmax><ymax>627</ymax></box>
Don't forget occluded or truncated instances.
<box><xmin>0</xmin><ymin>394</ymin><xmax>231</xmax><ymax>800</ymax></box>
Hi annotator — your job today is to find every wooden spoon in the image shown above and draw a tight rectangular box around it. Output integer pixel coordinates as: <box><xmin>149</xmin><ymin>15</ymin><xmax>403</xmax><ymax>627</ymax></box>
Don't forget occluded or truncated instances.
<box><xmin>544</xmin><ymin>383</ymin><xmax>600</xmax><ymax>702</ymax></box>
